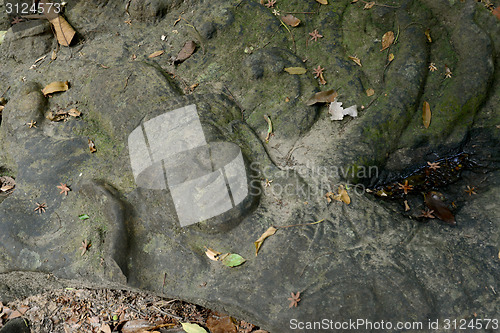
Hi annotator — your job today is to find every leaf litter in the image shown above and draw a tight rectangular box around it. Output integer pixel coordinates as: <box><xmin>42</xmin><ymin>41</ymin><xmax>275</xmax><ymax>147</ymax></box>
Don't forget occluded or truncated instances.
<box><xmin>0</xmin><ymin>288</ymin><xmax>267</xmax><ymax>332</ymax></box>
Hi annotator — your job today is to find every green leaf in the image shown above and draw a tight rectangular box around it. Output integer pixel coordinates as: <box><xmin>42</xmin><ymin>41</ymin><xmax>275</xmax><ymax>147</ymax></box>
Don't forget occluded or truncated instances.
<box><xmin>284</xmin><ymin>67</ymin><xmax>307</xmax><ymax>75</ymax></box>
<box><xmin>181</xmin><ymin>322</ymin><xmax>208</xmax><ymax>333</ymax></box>
<box><xmin>79</xmin><ymin>214</ymin><xmax>90</xmax><ymax>220</ymax></box>
<box><xmin>222</xmin><ymin>253</ymin><xmax>246</xmax><ymax>267</ymax></box>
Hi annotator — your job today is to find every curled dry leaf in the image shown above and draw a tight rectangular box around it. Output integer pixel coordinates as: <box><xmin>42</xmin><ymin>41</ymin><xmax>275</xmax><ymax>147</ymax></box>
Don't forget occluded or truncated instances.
<box><xmin>305</xmin><ymin>89</ymin><xmax>337</xmax><ymax>106</ymax></box>
<box><xmin>88</xmin><ymin>138</ymin><xmax>97</xmax><ymax>153</ymax></box>
<box><xmin>281</xmin><ymin>15</ymin><xmax>301</xmax><ymax>27</ymax></box>
<box><xmin>284</xmin><ymin>67</ymin><xmax>307</xmax><ymax>75</ymax></box>
<box><xmin>348</xmin><ymin>56</ymin><xmax>361</xmax><ymax>67</ymax></box>
<box><xmin>254</xmin><ymin>226</ymin><xmax>277</xmax><ymax>256</ymax></box>
<box><xmin>422</xmin><ymin>101</ymin><xmax>431</xmax><ymax>128</ymax></box>
<box><xmin>425</xmin><ymin>28</ymin><xmax>432</xmax><ymax>43</ymax></box>
<box><xmin>364</xmin><ymin>1</ymin><xmax>375</xmax><ymax>9</ymax></box>
<box><xmin>49</xmin><ymin>16</ymin><xmax>76</xmax><ymax>46</ymax></box>
<box><xmin>380</xmin><ymin>31</ymin><xmax>394</xmax><ymax>51</ymax></box>
<box><xmin>175</xmin><ymin>40</ymin><xmax>197</xmax><ymax>63</ymax></box>
<box><xmin>148</xmin><ymin>50</ymin><xmax>165</xmax><ymax>58</ymax></box>
<box><xmin>68</xmin><ymin>108</ymin><xmax>81</xmax><ymax>117</ymax></box>
<box><xmin>42</xmin><ymin>81</ymin><xmax>69</xmax><ymax>96</ymax></box>
<box><xmin>366</xmin><ymin>88</ymin><xmax>375</xmax><ymax>97</ymax></box>
<box><xmin>0</xmin><ymin>176</ymin><xmax>16</xmax><ymax>193</ymax></box>
<box><xmin>205</xmin><ymin>247</ymin><xmax>222</xmax><ymax>261</ymax></box>
<box><xmin>337</xmin><ymin>185</ymin><xmax>351</xmax><ymax>204</ymax></box>
<box><xmin>328</xmin><ymin>98</ymin><xmax>357</xmax><ymax>121</ymax></box>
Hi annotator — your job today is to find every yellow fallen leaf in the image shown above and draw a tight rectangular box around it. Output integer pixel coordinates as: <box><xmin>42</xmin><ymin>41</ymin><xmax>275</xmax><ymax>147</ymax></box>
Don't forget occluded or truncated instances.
<box><xmin>316</xmin><ymin>0</ymin><xmax>328</xmax><ymax>4</ymax></box>
<box><xmin>181</xmin><ymin>322</ymin><xmax>208</xmax><ymax>333</ymax></box>
<box><xmin>380</xmin><ymin>31</ymin><xmax>395</xmax><ymax>51</ymax></box>
<box><xmin>205</xmin><ymin>247</ymin><xmax>221</xmax><ymax>261</ymax></box>
<box><xmin>284</xmin><ymin>67</ymin><xmax>307</xmax><ymax>74</ymax></box>
<box><xmin>364</xmin><ymin>1</ymin><xmax>375</xmax><ymax>9</ymax></box>
<box><xmin>148</xmin><ymin>50</ymin><xmax>165</xmax><ymax>58</ymax></box>
<box><xmin>366</xmin><ymin>88</ymin><xmax>375</xmax><ymax>97</ymax></box>
<box><xmin>423</xmin><ymin>101</ymin><xmax>431</xmax><ymax>128</ymax></box>
<box><xmin>49</xmin><ymin>16</ymin><xmax>76</xmax><ymax>46</ymax></box>
<box><xmin>42</xmin><ymin>81</ymin><xmax>69</xmax><ymax>96</ymax></box>
<box><xmin>348</xmin><ymin>56</ymin><xmax>361</xmax><ymax>67</ymax></box>
<box><xmin>425</xmin><ymin>28</ymin><xmax>432</xmax><ymax>43</ymax></box>
<box><xmin>388</xmin><ymin>53</ymin><xmax>395</xmax><ymax>62</ymax></box>
<box><xmin>254</xmin><ymin>226</ymin><xmax>277</xmax><ymax>256</ymax></box>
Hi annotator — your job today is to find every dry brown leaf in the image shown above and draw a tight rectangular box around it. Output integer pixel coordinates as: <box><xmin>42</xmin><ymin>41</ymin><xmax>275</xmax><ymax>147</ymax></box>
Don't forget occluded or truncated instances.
<box><xmin>68</xmin><ymin>108</ymin><xmax>81</xmax><ymax>117</ymax></box>
<box><xmin>380</xmin><ymin>31</ymin><xmax>394</xmax><ymax>51</ymax></box>
<box><xmin>316</xmin><ymin>0</ymin><xmax>328</xmax><ymax>4</ymax></box>
<box><xmin>281</xmin><ymin>15</ymin><xmax>301</xmax><ymax>27</ymax></box>
<box><xmin>122</xmin><ymin>319</ymin><xmax>156</xmax><ymax>333</ymax></box>
<box><xmin>348</xmin><ymin>56</ymin><xmax>361</xmax><ymax>67</ymax></box>
<box><xmin>49</xmin><ymin>16</ymin><xmax>76</xmax><ymax>46</ymax></box>
<box><xmin>42</xmin><ymin>81</ymin><xmax>69</xmax><ymax>96</ymax></box>
<box><xmin>206</xmin><ymin>313</ymin><xmax>238</xmax><ymax>333</ymax></box>
<box><xmin>46</xmin><ymin>111</ymin><xmax>67</xmax><ymax>122</ymax></box>
<box><xmin>8</xmin><ymin>310</ymin><xmax>22</xmax><ymax>319</ymax></box>
<box><xmin>254</xmin><ymin>226</ymin><xmax>277</xmax><ymax>256</ymax></box>
<box><xmin>175</xmin><ymin>40</ymin><xmax>197</xmax><ymax>63</ymax></box>
<box><xmin>423</xmin><ymin>101</ymin><xmax>431</xmax><ymax>129</ymax></box>
<box><xmin>425</xmin><ymin>28</ymin><xmax>432</xmax><ymax>43</ymax></box>
<box><xmin>305</xmin><ymin>89</ymin><xmax>337</xmax><ymax>106</ymax></box>
<box><xmin>404</xmin><ymin>200</ymin><xmax>410</xmax><ymax>211</ymax></box>
<box><xmin>205</xmin><ymin>247</ymin><xmax>222</xmax><ymax>261</ymax></box>
<box><xmin>338</xmin><ymin>186</ymin><xmax>351</xmax><ymax>204</ymax></box>
<box><xmin>0</xmin><ymin>105</ymin><xmax>4</xmax><ymax>113</ymax></box>
<box><xmin>100</xmin><ymin>323</ymin><xmax>112</xmax><ymax>333</ymax></box>
<box><xmin>366</xmin><ymin>88</ymin><xmax>374</xmax><ymax>97</ymax></box>
<box><xmin>284</xmin><ymin>67</ymin><xmax>307</xmax><ymax>75</ymax></box>
<box><xmin>364</xmin><ymin>1</ymin><xmax>375</xmax><ymax>9</ymax></box>
<box><xmin>148</xmin><ymin>50</ymin><xmax>164</xmax><ymax>58</ymax></box>
<box><xmin>51</xmin><ymin>49</ymin><xmax>57</xmax><ymax>60</ymax></box>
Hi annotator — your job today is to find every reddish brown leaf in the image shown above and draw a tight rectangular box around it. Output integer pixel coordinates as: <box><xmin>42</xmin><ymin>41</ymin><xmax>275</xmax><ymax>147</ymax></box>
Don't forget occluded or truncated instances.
<box><xmin>380</xmin><ymin>31</ymin><xmax>394</xmax><ymax>51</ymax></box>
<box><xmin>493</xmin><ymin>7</ymin><xmax>500</xmax><ymax>20</ymax></box>
<box><xmin>305</xmin><ymin>89</ymin><xmax>338</xmax><ymax>106</ymax></box>
<box><xmin>424</xmin><ymin>192</ymin><xmax>456</xmax><ymax>226</ymax></box>
<box><xmin>281</xmin><ymin>15</ymin><xmax>301</xmax><ymax>27</ymax></box>
<box><xmin>206</xmin><ymin>313</ymin><xmax>238</xmax><ymax>333</ymax></box>
<box><xmin>175</xmin><ymin>41</ymin><xmax>197</xmax><ymax>63</ymax></box>
<box><xmin>422</xmin><ymin>101</ymin><xmax>431</xmax><ymax>128</ymax></box>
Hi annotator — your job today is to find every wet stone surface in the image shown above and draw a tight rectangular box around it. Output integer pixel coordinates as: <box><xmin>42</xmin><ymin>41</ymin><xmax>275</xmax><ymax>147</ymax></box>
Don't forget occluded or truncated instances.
<box><xmin>0</xmin><ymin>0</ymin><xmax>499</xmax><ymax>332</ymax></box>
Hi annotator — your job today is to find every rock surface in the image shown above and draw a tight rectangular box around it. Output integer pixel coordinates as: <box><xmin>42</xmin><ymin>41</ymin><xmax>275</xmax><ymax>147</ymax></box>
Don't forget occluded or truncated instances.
<box><xmin>0</xmin><ymin>0</ymin><xmax>499</xmax><ymax>332</ymax></box>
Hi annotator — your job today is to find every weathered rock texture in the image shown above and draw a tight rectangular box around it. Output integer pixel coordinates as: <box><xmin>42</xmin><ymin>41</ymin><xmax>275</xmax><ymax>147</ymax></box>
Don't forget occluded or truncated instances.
<box><xmin>0</xmin><ymin>0</ymin><xmax>499</xmax><ymax>332</ymax></box>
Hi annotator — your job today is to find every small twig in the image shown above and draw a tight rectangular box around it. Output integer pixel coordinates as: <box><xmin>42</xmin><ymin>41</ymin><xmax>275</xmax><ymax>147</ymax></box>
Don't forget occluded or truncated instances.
<box><xmin>284</xmin><ymin>11</ymin><xmax>316</xmax><ymax>14</ymax></box>
<box><xmin>360</xmin><ymin>0</ymin><xmax>400</xmax><ymax>8</ymax></box>
<box><xmin>1</xmin><ymin>86</ymin><xmax>10</xmax><ymax>98</ymax></box>
<box><xmin>279</xmin><ymin>19</ymin><xmax>296</xmax><ymax>54</ymax></box>
<box><xmin>180</xmin><ymin>17</ymin><xmax>206</xmax><ymax>54</ymax></box>
<box><xmin>162</xmin><ymin>272</ymin><xmax>166</xmax><ymax>294</ymax></box>
<box><xmin>123</xmin><ymin>73</ymin><xmax>132</xmax><ymax>92</ymax></box>
<box><xmin>152</xmin><ymin>306</ymin><xmax>183</xmax><ymax>321</ymax></box>
<box><xmin>300</xmin><ymin>251</ymin><xmax>334</xmax><ymax>276</ymax></box>
<box><xmin>223</xmin><ymin>85</ymin><xmax>245</xmax><ymax>120</ymax></box>
<box><xmin>276</xmin><ymin>219</ymin><xmax>325</xmax><ymax>229</ymax></box>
